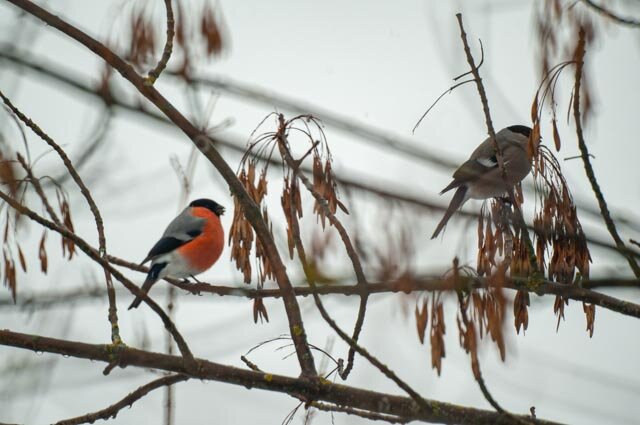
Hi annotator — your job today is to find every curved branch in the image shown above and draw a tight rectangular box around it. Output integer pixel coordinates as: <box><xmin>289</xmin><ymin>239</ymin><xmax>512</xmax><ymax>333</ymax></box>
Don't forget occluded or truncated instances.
<box><xmin>53</xmin><ymin>374</ymin><xmax>188</xmax><ymax>425</ymax></box>
<box><xmin>580</xmin><ymin>0</ymin><xmax>640</xmax><ymax>27</ymax></box>
<box><xmin>571</xmin><ymin>28</ymin><xmax>640</xmax><ymax>278</ymax></box>
<box><xmin>0</xmin><ymin>329</ymin><xmax>566</xmax><ymax>425</ymax></box>
<box><xmin>146</xmin><ymin>0</ymin><xmax>175</xmax><ymax>84</ymax></box>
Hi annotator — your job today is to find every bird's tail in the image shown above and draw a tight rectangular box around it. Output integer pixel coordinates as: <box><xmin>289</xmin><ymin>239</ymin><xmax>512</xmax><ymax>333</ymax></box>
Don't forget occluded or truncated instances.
<box><xmin>431</xmin><ymin>186</ymin><xmax>467</xmax><ymax>239</ymax></box>
<box><xmin>128</xmin><ymin>262</ymin><xmax>166</xmax><ymax>310</ymax></box>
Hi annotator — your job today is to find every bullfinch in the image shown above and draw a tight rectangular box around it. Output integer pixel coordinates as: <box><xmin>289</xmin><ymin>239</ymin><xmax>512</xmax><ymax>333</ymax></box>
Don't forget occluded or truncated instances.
<box><xmin>128</xmin><ymin>198</ymin><xmax>225</xmax><ymax>309</ymax></box>
<box><xmin>431</xmin><ymin>125</ymin><xmax>533</xmax><ymax>239</ymax></box>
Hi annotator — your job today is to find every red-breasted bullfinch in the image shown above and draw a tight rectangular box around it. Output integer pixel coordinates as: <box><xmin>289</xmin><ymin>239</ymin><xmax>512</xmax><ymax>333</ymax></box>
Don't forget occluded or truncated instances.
<box><xmin>128</xmin><ymin>198</ymin><xmax>225</xmax><ymax>309</ymax></box>
<box><xmin>431</xmin><ymin>125</ymin><xmax>533</xmax><ymax>239</ymax></box>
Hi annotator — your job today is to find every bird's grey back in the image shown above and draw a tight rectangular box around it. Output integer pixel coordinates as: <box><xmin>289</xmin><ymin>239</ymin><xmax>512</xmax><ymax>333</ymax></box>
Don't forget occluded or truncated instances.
<box><xmin>162</xmin><ymin>207</ymin><xmax>206</xmax><ymax>241</ymax></box>
<box><xmin>469</xmin><ymin>127</ymin><xmax>528</xmax><ymax>161</ymax></box>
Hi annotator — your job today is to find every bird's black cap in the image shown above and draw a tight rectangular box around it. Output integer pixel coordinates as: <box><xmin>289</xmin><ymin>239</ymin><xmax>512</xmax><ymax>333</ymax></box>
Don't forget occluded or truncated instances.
<box><xmin>507</xmin><ymin>125</ymin><xmax>532</xmax><ymax>137</ymax></box>
<box><xmin>190</xmin><ymin>199</ymin><xmax>225</xmax><ymax>216</ymax></box>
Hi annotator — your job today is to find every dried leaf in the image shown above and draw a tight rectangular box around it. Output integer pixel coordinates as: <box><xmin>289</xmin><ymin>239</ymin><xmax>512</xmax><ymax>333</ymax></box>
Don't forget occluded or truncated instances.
<box><xmin>17</xmin><ymin>245</ymin><xmax>26</xmax><ymax>273</ymax></box>
<box><xmin>38</xmin><ymin>230</ymin><xmax>48</xmax><ymax>274</ymax></box>
<box><xmin>253</xmin><ymin>297</ymin><xmax>269</xmax><ymax>323</ymax></box>
<box><xmin>552</xmin><ymin>119</ymin><xmax>561</xmax><ymax>151</ymax></box>
<box><xmin>415</xmin><ymin>298</ymin><xmax>429</xmax><ymax>344</ymax></box>
<box><xmin>583</xmin><ymin>302</ymin><xmax>595</xmax><ymax>337</ymax></box>
<box><xmin>514</xmin><ymin>290</ymin><xmax>530</xmax><ymax>334</ymax></box>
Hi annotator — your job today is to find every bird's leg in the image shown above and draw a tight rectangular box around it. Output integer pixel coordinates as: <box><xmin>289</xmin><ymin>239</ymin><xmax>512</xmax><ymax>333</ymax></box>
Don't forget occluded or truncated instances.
<box><xmin>190</xmin><ymin>275</ymin><xmax>203</xmax><ymax>283</ymax></box>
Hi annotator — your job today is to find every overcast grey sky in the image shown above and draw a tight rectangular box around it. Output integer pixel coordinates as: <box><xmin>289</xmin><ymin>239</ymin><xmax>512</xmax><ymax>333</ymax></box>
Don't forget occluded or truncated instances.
<box><xmin>1</xmin><ymin>1</ymin><xmax>640</xmax><ymax>424</ymax></box>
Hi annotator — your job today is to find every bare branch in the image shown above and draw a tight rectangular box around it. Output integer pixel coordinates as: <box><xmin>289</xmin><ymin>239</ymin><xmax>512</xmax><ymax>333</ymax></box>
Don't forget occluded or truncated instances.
<box><xmin>0</xmin><ymin>331</ymin><xmax>565</xmax><ymax>424</ymax></box>
<box><xmin>146</xmin><ymin>0</ymin><xmax>175</xmax><ymax>84</ymax></box>
<box><xmin>571</xmin><ymin>28</ymin><xmax>640</xmax><ymax>278</ymax></box>
<box><xmin>580</xmin><ymin>0</ymin><xmax>640</xmax><ymax>27</ymax></box>
<box><xmin>16</xmin><ymin>153</ymin><xmax>61</xmax><ymax>225</ymax></box>
<box><xmin>310</xmin><ymin>402</ymin><xmax>409</xmax><ymax>424</ymax></box>
<box><xmin>53</xmin><ymin>374</ymin><xmax>188</xmax><ymax>425</ymax></box>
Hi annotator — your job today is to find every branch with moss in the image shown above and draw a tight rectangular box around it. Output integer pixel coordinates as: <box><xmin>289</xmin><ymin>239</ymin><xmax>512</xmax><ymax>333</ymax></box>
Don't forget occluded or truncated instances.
<box><xmin>0</xmin><ymin>329</ymin><xmax>565</xmax><ymax>425</ymax></box>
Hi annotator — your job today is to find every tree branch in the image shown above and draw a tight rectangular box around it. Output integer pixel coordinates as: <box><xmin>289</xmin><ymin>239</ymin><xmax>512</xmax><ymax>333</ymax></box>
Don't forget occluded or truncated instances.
<box><xmin>571</xmin><ymin>27</ymin><xmax>640</xmax><ymax>278</ymax></box>
<box><xmin>53</xmin><ymin>374</ymin><xmax>188</xmax><ymax>425</ymax></box>
<box><xmin>580</xmin><ymin>0</ymin><xmax>640</xmax><ymax>27</ymax></box>
<box><xmin>146</xmin><ymin>0</ymin><xmax>175</xmax><ymax>84</ymax></box>
<box><xmin>0</xmin><ymin>329</ymin><xmax>565</xmax><ymax>425</ymax></box>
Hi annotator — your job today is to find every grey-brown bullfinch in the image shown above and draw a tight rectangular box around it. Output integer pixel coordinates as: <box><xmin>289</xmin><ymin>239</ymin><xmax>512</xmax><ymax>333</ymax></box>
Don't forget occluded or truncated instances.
<box><xmin>431</xmin><ymin>125</ymin><xmax>533</xmax><ymax>239</ymax></box>
<box><xmin>129</xmin><ymin>198</ymin><xmax>225</xmax><ymax>309</ymax></box>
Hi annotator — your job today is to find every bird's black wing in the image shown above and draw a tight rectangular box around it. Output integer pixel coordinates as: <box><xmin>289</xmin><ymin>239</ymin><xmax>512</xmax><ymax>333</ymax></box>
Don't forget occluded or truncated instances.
<box><xmin>141</xmin><ymin>237</ymin><xmax>187</xmax><ymax>264</ymax></box>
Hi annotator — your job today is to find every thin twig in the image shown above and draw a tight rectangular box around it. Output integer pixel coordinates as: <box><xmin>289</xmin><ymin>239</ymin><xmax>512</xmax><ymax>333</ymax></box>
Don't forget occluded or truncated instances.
<box><xmin>580</xmin><ymin>0</ymin><xmax>640</xmax><ymax>27</ymax></box>
<box><xmin>571</xmin><ymin>28</ymin><xmax>640</xmax><ymax>278</ymax></box>
<box><xmin>310</xmin><ymin>402</ymin><xmax>409</xmax><ymax>424</ymax></box>
<box><xmin>0</xmin><ymin>88</ymin><xmax>122</xmax><ymax>344</ymax></box>
<box><xmin>146</xmin><ymin>0</ymin><xmax>175</xmax><ymax>84</ymax></box>
<box><xmin>456</xmin><ymin>291</ymin><xmax>507</xmax><ymax>418</ymax></box>
<box><xmin>16</xmin><ymin>153</ymin><xmax>61</xmax><ymax>225</ymax></box>
<box><xmin>412</xmin><ymin>78</ymin><xmax>475</xmax><ymax>134</ymax></box>
<box><xmin>53</xmin><ymin>374</ymin><xmax>188</xmax><ymax>425</ymax></box>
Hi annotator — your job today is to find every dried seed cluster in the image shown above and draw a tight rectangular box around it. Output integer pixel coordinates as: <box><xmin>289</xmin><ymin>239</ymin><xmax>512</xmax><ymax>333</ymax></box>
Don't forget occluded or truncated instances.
<box><xmin>229</xmin><ymin>161</ymin><xmax>268</xmax><ymax>284</ymax></box>
<box><xmin>230</xmin><ymin>114</ymin><xmax>343</xmax><ymax>290</ymax></box>
<box><xmin>535</xmin><ymin>0</ymin><xmax>596</xmax><ymax>123</ymax></box>
<box><xmin>415</xmin><ymin>293</ymin><xmax>446</xmax><ymax>375</ymax></box>
<box><xmin>1</xmin><ymin>156</ymin><xmax>76</xmax><ymax>302</ymax></box>
<box><xmin>121</xmin><ymin>1</ymin><xmax>227</xmax><ymax>75</ymax></box>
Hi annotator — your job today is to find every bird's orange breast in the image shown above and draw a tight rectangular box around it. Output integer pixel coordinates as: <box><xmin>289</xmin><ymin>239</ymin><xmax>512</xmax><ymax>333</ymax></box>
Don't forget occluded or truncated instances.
<box><xmin>177</xmin><ymin>207</ymin><xmax>224</xmax><ymax>273</ymax></box>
